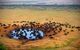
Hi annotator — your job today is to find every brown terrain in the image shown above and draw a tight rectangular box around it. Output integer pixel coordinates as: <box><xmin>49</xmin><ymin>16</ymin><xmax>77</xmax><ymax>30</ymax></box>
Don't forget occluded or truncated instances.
<box><xmin>0</xmin><ymin>21</ymin><xmax>80</xmax><ymax>50</ymax></box>
<box><xmin>0</xmin><ymin>8</ymin><xmax>80</xmax><ymax>50</ymax></box>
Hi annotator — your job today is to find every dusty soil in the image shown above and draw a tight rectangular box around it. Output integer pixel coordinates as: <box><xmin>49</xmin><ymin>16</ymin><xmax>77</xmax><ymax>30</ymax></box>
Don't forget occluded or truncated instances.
<box><xmin>0</xmin><ymin>8</ymin><xmax>80</xmax><ymax>50</ymax></box>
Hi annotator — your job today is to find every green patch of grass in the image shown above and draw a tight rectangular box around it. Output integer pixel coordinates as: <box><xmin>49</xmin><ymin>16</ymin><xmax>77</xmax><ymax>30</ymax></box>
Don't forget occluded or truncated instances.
<box><xmin>30</xmin><ymin>47</ymin><xmax>59</xmax><ymax>50</ymax></box>
<box><xmin>0</xmin><ymin>44</ymin><xmax>7</xmax><ymax>50</ymax></box>
<box><xmin>29</xmin><ymin>37</ymin><xmax>79</xmax><ymax>50</ymax></box>
<box><xmin>45</xmin><ymin>47</ymin><xmax>59</xmax><ymax>50</ymax></box>
<box><xmin>62</xmin><ymin>36</ymin><xmax>80</xmax><ymax>47</ymax></box>
<box><xmin>29</xmin><ymin>35</ymin><xmax>80</xmax><ymax>50</ymax></box>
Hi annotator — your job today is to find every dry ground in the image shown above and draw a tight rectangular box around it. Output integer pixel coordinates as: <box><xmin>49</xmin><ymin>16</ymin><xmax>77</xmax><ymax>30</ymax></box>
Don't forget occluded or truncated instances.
<box><xmin>0</xmin><ymin>8</ymin><xmax>80</xmax><ymax>50</ymax></box>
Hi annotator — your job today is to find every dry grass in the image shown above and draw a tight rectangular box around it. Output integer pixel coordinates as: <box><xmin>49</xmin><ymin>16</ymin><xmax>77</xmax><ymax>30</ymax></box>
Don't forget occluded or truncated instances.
<box><xmin>0</xmin><ymin>8</ymin><xmax>80</xmax><ymax>50</ymax></box>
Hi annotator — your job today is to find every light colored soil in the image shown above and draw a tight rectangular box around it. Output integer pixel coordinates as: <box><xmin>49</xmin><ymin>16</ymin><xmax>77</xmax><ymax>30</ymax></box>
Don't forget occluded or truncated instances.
<box><xmin>0</xmin><ymin>8</ymin><xmax>80</xmax><ymax>50</ymax></box>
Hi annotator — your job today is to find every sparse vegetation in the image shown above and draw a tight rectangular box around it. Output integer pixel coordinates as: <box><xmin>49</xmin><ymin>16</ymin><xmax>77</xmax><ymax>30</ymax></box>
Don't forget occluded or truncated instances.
<box><xmin>30</xmin><ymin>47</ymin><xmax>59</xmax><ymax>50</ymax></box>
<box><xmin>0</xmin><ymin>44</ymin><xmax>7</xmax><ymax>50</ymax></box>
